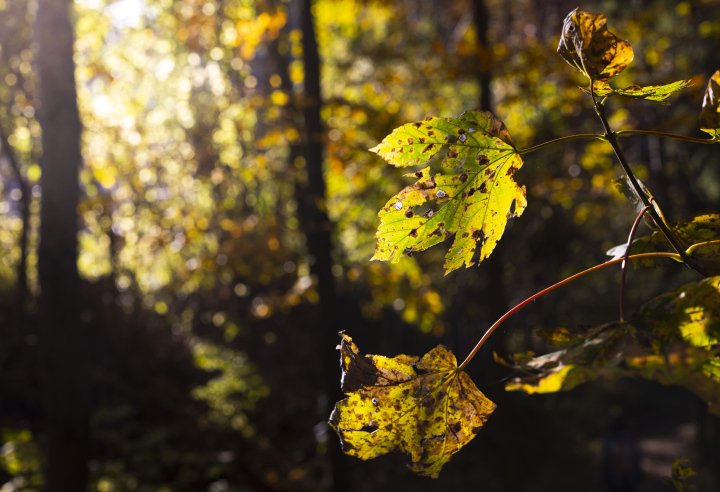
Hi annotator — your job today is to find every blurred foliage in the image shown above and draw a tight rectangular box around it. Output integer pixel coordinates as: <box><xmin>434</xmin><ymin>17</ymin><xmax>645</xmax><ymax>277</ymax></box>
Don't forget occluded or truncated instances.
<box><xmin>0</xmin><ymin>0</ymin><xmax>718</xmax><ymax>490</ymax></box>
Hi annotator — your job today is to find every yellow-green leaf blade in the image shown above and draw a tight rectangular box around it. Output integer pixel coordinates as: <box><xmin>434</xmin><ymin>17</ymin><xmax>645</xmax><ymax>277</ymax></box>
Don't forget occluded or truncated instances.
<box><xmin>371</xmin><ymin>112</ymin><xmax>526</xmax><ymax>274</ymax></box>
<box><xmin>443</xmin><ymin>156</ymin><xmax>526</xmax><ymax>272</ymax></box>
<box><xmin>614</xmin><ymin>80</ymin><xmax>691</xmax><ymax>104</ymax></box>
<box><xmin>369</xmin><ymin>117</ymin><xmax>469</xmax><ymax>168</ymax></box>
<box><xmin>329</xmin><ymin>334</ymin><xmax>495</xmax><ymax>478</ymax></box>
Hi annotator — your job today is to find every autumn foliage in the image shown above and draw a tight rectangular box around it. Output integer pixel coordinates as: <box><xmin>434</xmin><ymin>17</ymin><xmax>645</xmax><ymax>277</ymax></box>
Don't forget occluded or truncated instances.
<box><xmin>330</xmin><ymin>8</ymin><xmax>720</xmax><ymax>478</ymax></box>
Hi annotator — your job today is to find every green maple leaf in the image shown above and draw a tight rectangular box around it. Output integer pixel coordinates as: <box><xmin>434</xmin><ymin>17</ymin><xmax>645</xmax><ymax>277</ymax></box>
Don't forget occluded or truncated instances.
<box><xmin>370</xmin><ymin>110</ymin><xmax>526</xmax><ymax>274</ymax></box>
<box><xmin>329</xmin><ymin>333</ymin><xmax>495</xmax><ymax>478</ymax></box>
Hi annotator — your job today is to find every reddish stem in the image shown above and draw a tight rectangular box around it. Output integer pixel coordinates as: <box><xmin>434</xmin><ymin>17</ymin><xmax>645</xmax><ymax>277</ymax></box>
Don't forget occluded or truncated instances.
<box><xmin>457</xmin><ymin>252</ymin><xmax>681</xmax><ymax>370</ymax></box>
<box><xmin>620</xmin><ymin>206</ymin><xmax>650</xmax><ymax>321</ymax></box>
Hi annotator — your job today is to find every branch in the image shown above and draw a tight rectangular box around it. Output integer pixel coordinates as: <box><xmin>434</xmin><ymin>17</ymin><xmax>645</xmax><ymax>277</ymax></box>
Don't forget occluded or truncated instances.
<box><xmin>594</xmin><ymin>104</ymin><xmax>710</xmax><ymax>277</ymax></box>
<box><xmin>615</xmin><ymin>129</ymin><xmax>719</xmax><ymax>145</ymax></box>
<box><xmin>516</xmin><ymin>133</ymin><xmax>608</xmax><ymax>154</ymax></box>
<box><xmin>457</xmin><ymin>252</ymin><xmax>682</xmax><ymax>370</ymax></box>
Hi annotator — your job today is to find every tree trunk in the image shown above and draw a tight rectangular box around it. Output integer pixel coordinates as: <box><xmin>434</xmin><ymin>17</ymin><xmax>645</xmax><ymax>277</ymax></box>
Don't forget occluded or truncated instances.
<box><xmin>296</xmin><ymin>1</ymin><xmax>343</xmax><ymax>489</ymax></box>
<box><xmin>35</xmin><ymin>0</ymin><xmax>89</xmax><ymax>490</ymax></box>
<box><xmin>470</xmin><ymin>2</ymin><xmax>522</xmax><ymax>491</ymax></box>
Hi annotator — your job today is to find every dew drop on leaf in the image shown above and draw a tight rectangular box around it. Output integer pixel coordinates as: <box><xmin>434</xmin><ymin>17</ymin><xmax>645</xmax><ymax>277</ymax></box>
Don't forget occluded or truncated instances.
<box><xmin>372</xmin><ymin>398</ymin><xmax>378</xmax><ymax>406</ymax></box>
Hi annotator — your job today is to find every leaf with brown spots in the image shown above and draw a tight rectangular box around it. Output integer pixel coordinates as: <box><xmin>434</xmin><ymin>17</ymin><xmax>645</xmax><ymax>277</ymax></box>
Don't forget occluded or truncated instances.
<box><xmin>371</xmin><ymin>110</ymin><xmax>527</xmax><ymax>274</ymax></box>
<box><xmin>329</xmin><ymin>333</ymin><xmax>496</xmax><ymax>478</ymax></box>
<box><xmin>504</xmin><ymin>277</ymin><xmax>720</xmax><ymax>415</ymax></box>
<box><xmin>558</xmin><ymin>9</ymin><xmax>634</xmax><ymax>83</ymax></box>
<box><xmin>581</xmin><ymin>80</ymin><xmax>691</xmax><ymax>105</ymax></box>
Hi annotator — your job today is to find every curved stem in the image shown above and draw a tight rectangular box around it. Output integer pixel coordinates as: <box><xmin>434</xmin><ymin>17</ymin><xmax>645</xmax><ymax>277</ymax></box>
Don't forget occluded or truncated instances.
<box><xmin>594</xmin><ymin>104</ymin><xmax>710</xmax><ymax>277</ymax></box>
<box><xmin>457</xmin><ymin>252</ymin><xmax>682</xmax><ymax>370</ymax></box>
<box><xmin>516</xmin><ymin>134</ymin><xmax>608</xmax><ymax>154</ymax></box>
<box><xmin>686</xmin><ymin>240</ymin><xmax>720</xmax><ymax>256</ymax></box>
<box><xmin>615</xmin><ymin>129</ymin><xmax>718</xmax><ymax>145</ymax></box>
<box><xmin>620</xmin><ymin>206</ymin><xmax>650</xmax><ymax>322</ymax></box>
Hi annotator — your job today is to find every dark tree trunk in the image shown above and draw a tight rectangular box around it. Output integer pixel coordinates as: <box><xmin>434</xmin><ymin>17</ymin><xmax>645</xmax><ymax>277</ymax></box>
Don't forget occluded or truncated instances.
<box><xmin>35</xmin><ymin>0</ymin><xmax>89</xmax><ymax>490</ymax></box>
<box><xmin>296</xmin><ymin>1</ymin><xmax>343</xmax><ymax>489</ymax></box>
<box><xmin>473</xmin><ymin>0</ymin><xmax>492</xmax><ymax>114</ymax></box>
<box><xmin>470</xmin><ymin>2</ymin><xmax>522</xmax><ymax>491</ymax></box>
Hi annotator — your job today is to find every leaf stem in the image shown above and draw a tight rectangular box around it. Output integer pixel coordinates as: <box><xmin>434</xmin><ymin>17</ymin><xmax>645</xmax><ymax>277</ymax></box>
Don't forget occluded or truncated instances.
<box><xmin>516</xmin><ymin>134</ymin><xmax>608</xmax><ymax>154</ymax></box>
<box><xmin>686</xmin><ymin>240</ymin><xmax>720</xmax><ymax>256</ymax></box>
<box><xmin>457</xmin><ymin>252</ymin><xmax>682</xmax><ymax>370</ymax></box>
<box><xmin>620</xmin><ymin>206</ymin><xmax>650</xmax><ymax>322</ymax></box>
<box><xmin>615</xmin><ymin>130</ymin><xmax>719</xmax><ymax>145</ymax></box>
<box><xmin>594</xmin><ymin>103</ymin><xmax>710</xmax><ymax>277</ymax></box>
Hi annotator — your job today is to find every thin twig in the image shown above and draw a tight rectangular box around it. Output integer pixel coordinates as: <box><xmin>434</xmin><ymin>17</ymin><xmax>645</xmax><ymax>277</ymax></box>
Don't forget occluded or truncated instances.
<box><xmin>615</xmin><ymin>129</ymin><xmax>718</xmax><ymax>145</ymax></box>
<box><xmin>517</xmin><ymin>133</ymin><xmax>607</xmax><ymax>154</ymax></box>
<box><xmin>594</xmin><ymin>104</ymin><xmax>709</xmax><ymax>277</ymax></box>
<box><xmin>620</xmin><ymin>206</ymin><xmax>650</xmax><ymax>322</ymax></box>
<box><xmin>457</xmin><ymin>252</ymin><xmax>682</xmax><ymax>370</ymax></box>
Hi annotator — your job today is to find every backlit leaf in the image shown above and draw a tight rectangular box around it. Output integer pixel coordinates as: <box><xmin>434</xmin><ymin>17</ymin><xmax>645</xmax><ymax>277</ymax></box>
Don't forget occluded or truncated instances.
<box><xmin>612</xmin><ymin>211</ymin><xmax>720</xmax><ymax>274</ymax></box>
<box><xmin>558</xmin><ymin>9</ymin><xmax>633</xmax><ymax>83</ymax></box>
<box><xmin>329</xmin><ymin>333</ymin><xmax>495</xmax><ymax>478</ymax></box>
<box><xmin>582</xmin><ymin>80</ymin><xmax>691</xmax><ymax>105</ymax></box>
<box><xmin>669</xmin><ymin>459</ymin><xmax>697</xmax><ymax>492</ymax></box>
<box><xmin>699</xmin><ymin>70</ymin><xmax>720</xmax><ymax>137</ymax></box>
<box><xmin>370</xmin><ymin>110</ymin><xmax>527</xmax><ymax>274</ymax></box>
<box><xmin>505</xmin><ymin>277</ymin><xmax>720</xmax><ymax>414</ymax></box>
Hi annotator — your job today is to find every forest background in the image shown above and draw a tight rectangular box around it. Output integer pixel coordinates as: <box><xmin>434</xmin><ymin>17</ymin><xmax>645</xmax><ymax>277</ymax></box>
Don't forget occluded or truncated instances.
<box><xmin>0</xmin><ymin>0</ymin><xmax>719</xmax><ymax>491</ymax></box>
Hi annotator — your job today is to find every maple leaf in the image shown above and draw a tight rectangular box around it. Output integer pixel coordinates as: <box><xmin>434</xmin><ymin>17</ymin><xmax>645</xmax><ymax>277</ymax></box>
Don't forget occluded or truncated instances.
<box><xmin>558</xmin><ymin>9</ymin><xmax>634</xmax><ymax>83</ymax></box>
<box><xmin>329</xmin><ymin>333</ymin><xmax>495</xmax><ymax>478</ymax></box>
<box><xmin>504</xmin><ymin>277</ymin><xmax>720</xmax><ymax>415</ymax></box>
<box><xmin>370</xmin><ymin>110</ymin><xmax>526</xmax><ymax>274</ymax></box>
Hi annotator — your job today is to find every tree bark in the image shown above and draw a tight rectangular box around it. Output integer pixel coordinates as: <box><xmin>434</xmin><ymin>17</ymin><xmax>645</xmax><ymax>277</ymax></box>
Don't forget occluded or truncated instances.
<box><xmin>297</xmin><ymin>1</ymin><xmax>343</xmax><ymax>489</ymax></box>
<box><xmin>35</xmin><ymin>0</ymin><xmax>89</xmax><ymax>490</ymax></box>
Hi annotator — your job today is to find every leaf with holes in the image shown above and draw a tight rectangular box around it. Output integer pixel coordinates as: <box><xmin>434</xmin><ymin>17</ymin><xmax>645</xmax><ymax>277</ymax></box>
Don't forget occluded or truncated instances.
<box><xmin>504</xmin><ymin>277</ymin><xmax>720</xmax><ymax>414</ymax></box>
<box><xmin>700</xmin><ymin>70</ymin><xmax>720</xmax><ymax>138</ymax></box>
<box><xmin>370</xmin><ymin>110</ymin><xmax>526</xmax><ymax>274</ymax></box>
<box><xmin>582</xmin><ymin>80</ymin><xmax>691</xmax><ymax>105</ymax></box>
<box><xmin>329</xmin><ymin>333</ymin><xmax>495</xmax><ymax>478</ymax></box>
<box><xmin>558</xmin><ymin>9</ymin><xmax>634</xmax><ymax>82</ymax></box>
